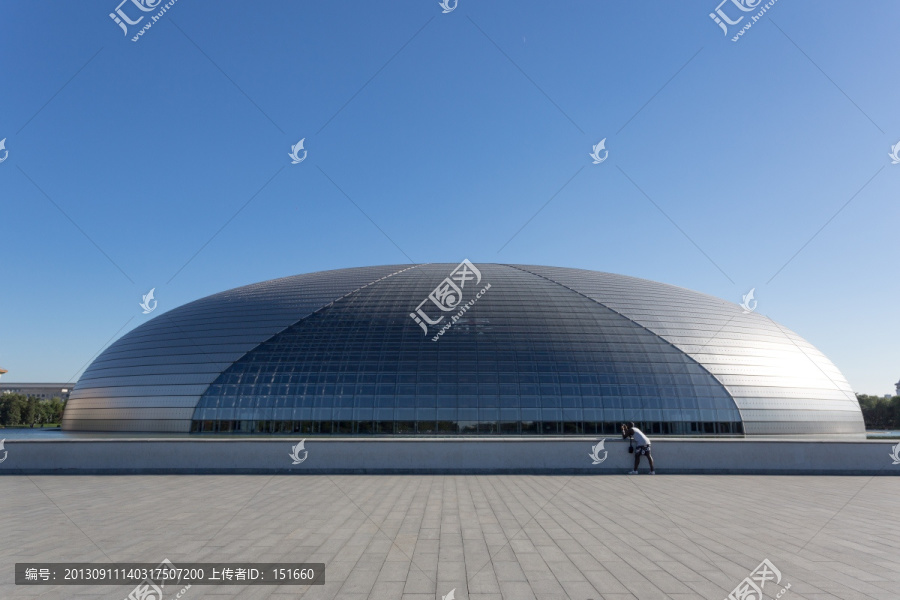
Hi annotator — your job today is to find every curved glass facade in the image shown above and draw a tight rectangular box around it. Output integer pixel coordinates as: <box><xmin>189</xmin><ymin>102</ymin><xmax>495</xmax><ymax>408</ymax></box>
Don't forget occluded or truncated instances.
<box><xmin>65</xmin><ymin>263</ymin><xmax>864</xmax><ymax>436</ymax></box>
<box><xmin>516</xmin><ymin>265</ymin><xmax>864</xmax><ymax>435</ymax></box>
<box><xmin>191</xmin><ymin>264</ymin><xmax>742</xmax><ymax>435</ymax></box>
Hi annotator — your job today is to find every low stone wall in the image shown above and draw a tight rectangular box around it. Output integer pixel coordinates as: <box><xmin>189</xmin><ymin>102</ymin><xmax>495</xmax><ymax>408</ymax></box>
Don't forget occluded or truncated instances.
<box><xmin>1</xmin><ymin>437</ymin><xmax>898</xmax><ymax>475</ymax></box>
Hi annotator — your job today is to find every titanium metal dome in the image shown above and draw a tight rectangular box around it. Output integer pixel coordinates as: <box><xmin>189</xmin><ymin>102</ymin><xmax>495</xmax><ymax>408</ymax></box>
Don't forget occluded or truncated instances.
<box><xmin>63</xmin><ymin>263</ymin><xmax>865</xmax><ymax>437</ymax></box>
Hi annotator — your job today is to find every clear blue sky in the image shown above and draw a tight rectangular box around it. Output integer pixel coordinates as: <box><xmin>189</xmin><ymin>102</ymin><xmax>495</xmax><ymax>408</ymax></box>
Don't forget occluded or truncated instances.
<box><xmin>1</xmin><ymin>0</ymin><xmax>897</xmax><ymax>394</ymax></box>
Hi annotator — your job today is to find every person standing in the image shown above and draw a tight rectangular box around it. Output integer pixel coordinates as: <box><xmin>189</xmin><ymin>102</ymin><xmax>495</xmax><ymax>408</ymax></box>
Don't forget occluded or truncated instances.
<box><xmin>621</xmin><ymin>422</ymin><xmax>655</xmax><ymax>474</ymax></box>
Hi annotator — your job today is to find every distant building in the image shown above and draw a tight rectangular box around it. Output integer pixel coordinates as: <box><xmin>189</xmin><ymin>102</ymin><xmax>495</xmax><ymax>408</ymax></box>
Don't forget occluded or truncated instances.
<box><xmin>0</xmin><ymin>383</ymin><xmax>74</xmax><ymax>401</ymax></box>
<box><xmin>896</xmin><ymin>379</ymin><xmax>900</xmax><ymax>397</ymax></box>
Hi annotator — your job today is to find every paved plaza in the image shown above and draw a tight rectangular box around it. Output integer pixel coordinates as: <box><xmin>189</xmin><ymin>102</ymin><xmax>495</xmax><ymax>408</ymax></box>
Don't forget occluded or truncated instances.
<box><xmin>1</xmin><ymin>475</ymin><xmax>898</xmax><ymax>600</ymax></box>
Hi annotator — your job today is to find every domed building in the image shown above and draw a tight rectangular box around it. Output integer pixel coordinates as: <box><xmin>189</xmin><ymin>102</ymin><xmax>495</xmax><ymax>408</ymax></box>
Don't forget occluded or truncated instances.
<box><xmin>62</xmin><ymin>263</ymin><xmax>864</xmax><ymax>437</ymax></box>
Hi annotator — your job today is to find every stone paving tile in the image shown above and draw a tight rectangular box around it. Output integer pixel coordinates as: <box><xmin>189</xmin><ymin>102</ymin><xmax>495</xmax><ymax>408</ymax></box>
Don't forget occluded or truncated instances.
<box><xmin>0</xmin><ymin>475</ymin><xmax>898</xmax><ymax>599</ymax></box>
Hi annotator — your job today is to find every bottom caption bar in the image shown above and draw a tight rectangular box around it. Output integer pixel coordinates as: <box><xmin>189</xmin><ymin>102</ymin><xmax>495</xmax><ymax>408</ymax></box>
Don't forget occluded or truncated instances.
<box><xmin>15</xmin><ymin>562</ymin><xmax>325</xmax><ymax>585</ymax></box>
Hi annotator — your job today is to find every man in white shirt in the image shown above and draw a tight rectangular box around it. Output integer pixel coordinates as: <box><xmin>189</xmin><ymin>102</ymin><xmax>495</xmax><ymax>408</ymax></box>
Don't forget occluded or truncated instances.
<box><xmin>621</xmin><ymin>422</ymin><xmax>655</xmax><ymax>474</ymax></box>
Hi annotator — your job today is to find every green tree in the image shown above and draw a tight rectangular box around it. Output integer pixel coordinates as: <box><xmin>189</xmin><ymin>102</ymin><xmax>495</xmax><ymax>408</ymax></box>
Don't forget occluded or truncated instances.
<box><xmin>36</xmin><ymin>401</ymin><xmax>50</xmax><ymax>426</ymax></box>
<box><xmin>0</xmin><ymin>394</ymin><xmax>66</xmax><ymax>427</ymax></box>
<box><xmin>0</xmin><ymin>393</ymin><xmax>27</xmax><ymax>426</ymax></box>
<box><xmin>857</xmin><ymin>394</ymin><xmax>900</xmax><ymax>430</ymax></box>
<box><xmin>47</xmin><ymin>397</ymin><xmax>65</xmax><ymax>425</ymax></box>
<box><xmin>22</xmin><ymin>398</ymin><xmax>38</xmax><ymax>427</ymax></box>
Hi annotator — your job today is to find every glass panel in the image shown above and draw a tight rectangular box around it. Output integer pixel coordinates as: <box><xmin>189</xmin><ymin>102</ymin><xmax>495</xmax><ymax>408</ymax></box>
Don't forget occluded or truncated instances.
<box><xmin>191</xmin><ymin>264</ymin><xmax>742</xmax><ymax>436</ymax></box>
